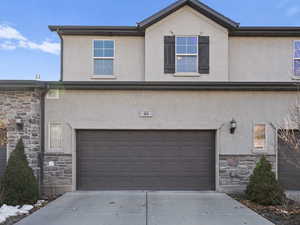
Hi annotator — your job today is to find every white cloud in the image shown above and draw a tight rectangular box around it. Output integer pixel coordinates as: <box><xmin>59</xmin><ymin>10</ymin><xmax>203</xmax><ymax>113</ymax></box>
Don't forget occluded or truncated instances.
<box><xmin>0</xmin><ymin>41</ymin><xmax>17</xmax><ymax>50</ymax></box>
<box><xmin>0</xmin><ymin>24</ymin><xmax>60</xmax><ymax>55</ymax></box>
<box><xmin>0</xmin><ymin>24</ymin><xmax>26</xmax><ymax>41</ymax></box>
<box><xmin>286</xmin><ymin>6</ymin><xmax>300</xmax><ymax>16</ymax></box>
<box><xmin>19</xmin><ymin>40</ymin><xmax>60</xmax><ymax>55</ymax></box>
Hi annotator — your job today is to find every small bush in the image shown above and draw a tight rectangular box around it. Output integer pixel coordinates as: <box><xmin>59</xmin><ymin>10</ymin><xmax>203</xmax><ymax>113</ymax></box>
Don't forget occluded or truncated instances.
<box><xmin>245</xmin><ymin>156</ymin><xmax>285</xmax><ymax>205</ymax></box>
<box><xmin>0</xmin><ymin>139</ymin><xmax>39</xmax><ymax>205</ymax></box>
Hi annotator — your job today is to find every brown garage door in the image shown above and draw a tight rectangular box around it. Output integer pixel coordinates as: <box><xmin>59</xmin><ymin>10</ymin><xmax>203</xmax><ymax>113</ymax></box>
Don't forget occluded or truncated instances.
<box><xmin>76</xmin><ymin>130</ymin><xmax>215</xmax><ymax>191</ymax></box>
<box><xmin>278</xmin><ymin>136</ymin><xmax>300</xmax><ymax>190</ymax></box>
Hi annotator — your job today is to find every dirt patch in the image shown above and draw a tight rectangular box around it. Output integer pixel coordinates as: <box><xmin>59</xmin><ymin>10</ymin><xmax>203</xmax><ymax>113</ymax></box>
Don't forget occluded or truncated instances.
<box><xmin>230</xmin><ymin>194</ymin><xmax>300</xmax><ymax>225</ymax></box>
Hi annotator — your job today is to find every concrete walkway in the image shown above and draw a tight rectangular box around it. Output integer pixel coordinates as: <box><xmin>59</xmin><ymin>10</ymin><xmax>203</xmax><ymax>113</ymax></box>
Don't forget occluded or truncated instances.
<box><xmin>16</xmin><ymin>191</ymin><xmax>274</xmax><ymax>225</ymax></box>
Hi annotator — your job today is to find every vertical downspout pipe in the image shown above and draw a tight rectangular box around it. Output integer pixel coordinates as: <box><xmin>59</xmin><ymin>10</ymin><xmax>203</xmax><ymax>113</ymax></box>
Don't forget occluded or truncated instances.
<box><xmin>39</xmin><ymin>30</ymin><xmax>62</xmax><ymax>194</ymax></box>
<box><xmin>39</xmin><ymin>29</ymin><xmax>62</xmax><ymax>194</ymax></box>
<box><xmin>40</xmin><ymin>83</ymin><xmax>48</xmax><ymax>195</ymax></box>
<box><xmin>57</xmin><ymin>29</ymin><xmax>64</xmax><ymax>82</ymax></box>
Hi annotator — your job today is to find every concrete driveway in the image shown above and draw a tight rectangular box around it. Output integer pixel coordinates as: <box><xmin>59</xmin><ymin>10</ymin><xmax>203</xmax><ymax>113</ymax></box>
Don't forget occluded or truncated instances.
<box><xmin>16</xmin><ymin>191</ymin><xmax>274</xmax><ymax>225</ymax></box>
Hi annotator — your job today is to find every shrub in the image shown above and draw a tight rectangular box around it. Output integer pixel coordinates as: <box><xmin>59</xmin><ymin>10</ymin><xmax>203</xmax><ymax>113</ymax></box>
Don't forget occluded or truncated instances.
<box><xmin>0</xmin><ymin>139</ymin><xmax>39</xmax><ymax>205</ymax></box>
<box><xmin>245</xmin><ymin>155</ymin><xmax>285</xmax><ymax>205</ymax></box>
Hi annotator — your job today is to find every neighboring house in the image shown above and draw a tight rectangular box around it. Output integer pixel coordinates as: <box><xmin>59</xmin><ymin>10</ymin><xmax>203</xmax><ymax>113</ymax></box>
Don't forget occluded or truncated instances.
<box><xmin>1</xmin><ymin>0</ymin><xmax>300</xmax><ymax>195</ymax></box>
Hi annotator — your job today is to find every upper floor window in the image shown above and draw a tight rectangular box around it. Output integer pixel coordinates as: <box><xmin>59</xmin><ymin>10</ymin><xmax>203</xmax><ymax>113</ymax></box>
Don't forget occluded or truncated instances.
<box><xmin>175</xmin><ymin>36</ymin><xmax>198</xmax><ymax>73</ymax></box>
<box><xmin>253</xmin><ymin>124</ymin><xmax>266</xmax><ymax>151</ymax></box>
<box><xmin>294</xmin><ymin>41</ymin><xmax>300</xmax><ymax>77</ymax></box>
<box><xmin>164</xmin><ymin>36</ymin><xmax>209</xmax><ymax>74</ymax></box>
<box><xmin>93</xmin><ymin>40</ymin><xmax>114</xmax><ymax>75</ymax></box>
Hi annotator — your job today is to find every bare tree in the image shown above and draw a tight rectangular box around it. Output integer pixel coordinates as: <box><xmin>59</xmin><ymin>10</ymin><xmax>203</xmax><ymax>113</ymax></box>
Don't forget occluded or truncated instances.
<box><xmin>0</xmin><ymin>119</ymin><xmax>7</xmax><ymax>146</ymax></box>
<box><xmin>278</xmin><ymin>103</ymin><xmax>300</xmax><ymax>170</ymax></box>
<box><xmin>278</xmin><ymin>104</ymin><xmax>300</xmax><ymax>152</ymax></box>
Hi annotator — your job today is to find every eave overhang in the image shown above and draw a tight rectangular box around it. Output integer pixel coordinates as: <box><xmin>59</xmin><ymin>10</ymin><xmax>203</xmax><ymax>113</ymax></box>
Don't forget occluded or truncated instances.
<box><xmin>0</xmin><ymin>80</ymin><xmax>45</xmax><ymax>90</ymax></box>
<box><xmin>230</xmin><ymin>27</ymin><xmax>300</xmax><ymax>37</ymax></box>
<box><xmin>48</xmin><ymin>26</ymin><xmax>145</xmax><ymax>36</ymax></box>
<box><xmin>46</xmin><ymin>81</ymin><xmax>300</xmax><ymax>91</ymax></box>
<box><xmin>1</xmin><ymin>81</ymin><xmax>300</xmax><ymax>91</ymax></box>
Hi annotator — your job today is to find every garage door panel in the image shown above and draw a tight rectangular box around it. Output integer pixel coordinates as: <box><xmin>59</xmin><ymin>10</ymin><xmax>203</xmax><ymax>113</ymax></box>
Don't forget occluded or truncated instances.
<box><xmin>78</xmin><ymin>157</ymin><xmax>211</xmax><ymax>162</ymax></box>
<box><xmin>78</xmin><ymin>147</ymin><xmax>214</xmax><ymax>156</ymax></box>
<box><xmin>78</xmin><ymin>176</ymin><xmax>212</xmax><ymax>191</ymax></box>
<box><xmin>78</xmin><ymin>131</ymin><xmax>212</xmax><ymax>139</ymax></box>
<box><xmin>77</xmin><ymin>130</ymin><xmax>215</xmax><ymax>190</ymax></box>
<box><xmin>278</xmin><ymin>135</ymin><xmax>300</xmax><ymax>190</ymax></box>
<box><xmin>78</xmin><ymin>149</ymin><xmax>211</xmax><ymax>158</ymax></box>
<box><xmin>78</xmin><ymin>167</ymin><xmax>211</xmax><ymax>176</ymax></box>
<box><xmin>79</xmin><ymin>171</ymin><xmax>212</xmax><ymax>177</ymax></box>
<box><xmin>78</xmin><ymin>161</ymin><xmax>211</xmax><ymax>168</ymax></box>
<box><xmin>76</xmin><ymin>144</ymin><xmax>215</xmax><ymax>149</ymax></box>
<box><xmin>79</xmin><ymin>164</ymin><xmax>211</xmax><ymax>174</ymax></box>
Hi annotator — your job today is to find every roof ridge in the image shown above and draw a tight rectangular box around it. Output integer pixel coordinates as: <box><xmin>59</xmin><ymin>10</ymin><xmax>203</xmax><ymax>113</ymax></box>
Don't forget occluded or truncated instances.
<box><xmin>137</xmin><ymin>0</ymin><xmax>239</xmax><ymax>29</ymax></box>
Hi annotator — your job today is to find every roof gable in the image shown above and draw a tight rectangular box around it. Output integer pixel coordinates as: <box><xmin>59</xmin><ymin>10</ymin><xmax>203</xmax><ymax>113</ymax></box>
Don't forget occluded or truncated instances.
<box><xmin>49</xmin><ymin>0</ymin><xmax>300</xmax><ymax>37</ymax></box>
<box><xmin>137</xmin><ymin>0</ymin><xmax>239</xmax><ymax>30</ymax></box>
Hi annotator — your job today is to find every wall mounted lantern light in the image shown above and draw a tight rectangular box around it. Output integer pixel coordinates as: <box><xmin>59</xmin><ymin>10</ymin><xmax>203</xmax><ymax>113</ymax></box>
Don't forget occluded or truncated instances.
<box><xmin>16</xmin><ymin>118</ymin><xmax>23</xmax><ymax>131</ymax></box>
<box><xmin>230</xmin><ymin>118</ymin><xmax>237</xmax><ymax>134</ymax></box>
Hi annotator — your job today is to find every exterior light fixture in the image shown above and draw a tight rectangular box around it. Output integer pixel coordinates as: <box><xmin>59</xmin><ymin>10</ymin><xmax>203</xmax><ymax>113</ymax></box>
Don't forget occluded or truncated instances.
<box><xmin>230</xmin><ymin>119</ymin><xmax>237</xmax><ymax>134</ymax></box>
<box><xmin>16</xmin><ymin>118</ymin><xmax>23</xmax><ymax>131</ymax></box>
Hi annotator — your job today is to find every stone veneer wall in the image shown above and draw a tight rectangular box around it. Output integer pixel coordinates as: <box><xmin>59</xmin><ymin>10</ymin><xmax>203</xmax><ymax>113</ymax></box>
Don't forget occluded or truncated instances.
<box><xmin>43</xmin><ymin>154</ymin><xmax>72</xmax><ymax>196</ymax></box>
<box><xmin>219</xmin><ymin>154</ymin><xmax>276</xmax><ymax>192</ymax></box>
<box><xmin>0</xmin><ymin>90</ymin><xmax>41</xmax><ymax>178</ymax></box>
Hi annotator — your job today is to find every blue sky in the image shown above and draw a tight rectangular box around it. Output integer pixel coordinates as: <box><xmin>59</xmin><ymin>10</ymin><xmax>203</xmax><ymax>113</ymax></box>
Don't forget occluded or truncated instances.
<box><xmin>1</xmin><ymin>0</ymin><xmax>300</xmax><ymax>81</ymax></box>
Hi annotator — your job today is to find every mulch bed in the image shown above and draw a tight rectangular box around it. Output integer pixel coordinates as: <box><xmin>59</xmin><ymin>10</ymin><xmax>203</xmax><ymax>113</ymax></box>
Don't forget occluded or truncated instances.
<box><xmin>230</xmin><ymin>194</ymin><xmax>300</xmax><ymax>225</ymax></box>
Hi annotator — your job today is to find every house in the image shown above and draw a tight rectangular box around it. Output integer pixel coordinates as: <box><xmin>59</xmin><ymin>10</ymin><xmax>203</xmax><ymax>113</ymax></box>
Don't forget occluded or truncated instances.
<box><xmin>1</xmin><ymin>0</ymin><xmax>300</xmax><ymax>195</ymax></box>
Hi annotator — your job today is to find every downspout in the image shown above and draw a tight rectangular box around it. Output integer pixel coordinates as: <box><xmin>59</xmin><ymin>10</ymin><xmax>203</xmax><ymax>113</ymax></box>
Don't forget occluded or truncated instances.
<box><xmin>39</xmin><ymin>83</ymin><xmax>49</xmax><ymax>195</ymax></box>
<box><xmin>39</xmin><ymin>28</ymin><xmax>63</xmax><ymax>194</ymax></box>
<box><xmin>57</xmin><ymin>29</ymin><xmax>64</xmax><ymax>82</ymax></box>
<box><xmin>270</xmin><ymin>122</ymin><xmax>278</xmax><ymax>179</ymax></box>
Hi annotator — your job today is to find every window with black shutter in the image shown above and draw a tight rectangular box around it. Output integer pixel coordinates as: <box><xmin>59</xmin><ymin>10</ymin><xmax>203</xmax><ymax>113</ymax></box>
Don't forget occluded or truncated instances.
<box><xmin>198</xmin><ymin>36</ymin><xmax>210</xmax><ymax>74</ymax></box>
<box><xmin>164</xmin><ymin>36</ymin><xmax>175</xmax><ymax>73</ymax></box>
<box><xmin>164</xmin><ymin>35</ymin><xmax>209</xmax><ymax>74</ymax></box>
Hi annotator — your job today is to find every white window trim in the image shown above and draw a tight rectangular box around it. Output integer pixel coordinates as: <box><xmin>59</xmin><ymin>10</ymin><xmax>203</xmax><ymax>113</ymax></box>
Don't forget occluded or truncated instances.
<box><xmin>46</xmin><ymin>89</ymin><xmax>59</xmax><ymax>99</ymax></box>
<box><xmin>292</xmin><ymin>40</ymin><xmax>300</xmax><ymax>79</ymax></box>
<box><xmin>175</xmin><ymin>36</ymin><xmax>198</xmax><ymax>75</ymax></box>
<box><xmin>173</xmin><ymin>72</ymin><xmax>201</xmax><ymax>77</ymax></box>
<box><xmin>48</xmin><ymin>122</ymin><xmax>63</xmax><ymax>152</ymax></box>
<box><xmin>91</xmin><ymin>39</ymin><xmax>115</xmax><ymax>78</ymax></box>
<box><xmin>253</xmin><ymin>123</ymin><xmax>268</xmax><ymax>153</ymax></box>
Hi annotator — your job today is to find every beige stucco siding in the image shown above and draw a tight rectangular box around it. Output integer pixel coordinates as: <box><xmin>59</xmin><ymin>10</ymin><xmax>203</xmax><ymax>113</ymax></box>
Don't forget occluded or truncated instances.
<box><xmin>61</xmin><ymin>6</ymin><xmax>300</xmax><ymax>82</ymax></box>
<box><xmin>63</xmin><ymin>35</ymin><xmax>145</xmax><ymax>81</ymax></box>
<box><xmin>145</xmin><ymin>6</ymin><xmax>229</xmax><ymax>81</ymax></box>
<box><xmin>229</xmin><ymin>37</ymin><xmax>296</xmax><ymax>81</ymax></box>
<box><xmin>45</xmin><ymin>90</ymin><xmax>298</xmax><ymax>191</ymax></box>
<box><xmin>45</xmin><ymin>90</ymin><xmax>297</xmax><ymax>156</ymax></box>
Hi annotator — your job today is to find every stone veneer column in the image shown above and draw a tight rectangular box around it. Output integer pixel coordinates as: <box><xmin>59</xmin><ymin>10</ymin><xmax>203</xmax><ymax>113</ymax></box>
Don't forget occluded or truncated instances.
<box><xmin>219</xmin><ymin>155</ymin><xmax>276</xmax><ymax>193</ymax></box>
<box><xmin>0</xmin><ymin>89</ymin><xmax>41</xmax><ymax>178</ymax></box>
<box><xmin>43</xmin><ymin>153</ymin><xmax>72</xmax><ymax>196</ymax></box>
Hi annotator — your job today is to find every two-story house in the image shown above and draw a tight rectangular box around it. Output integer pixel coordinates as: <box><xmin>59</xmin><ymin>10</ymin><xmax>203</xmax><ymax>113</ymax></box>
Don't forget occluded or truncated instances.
<box><xmin>1</xmin><ymin>0</ymin><xmax>300</xmax><ymax>196</ymax></box>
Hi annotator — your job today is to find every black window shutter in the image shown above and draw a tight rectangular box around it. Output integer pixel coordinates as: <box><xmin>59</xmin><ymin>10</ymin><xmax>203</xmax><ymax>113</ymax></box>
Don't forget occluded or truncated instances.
<box><xmin>198</xmin><ymin>36</ymin><xmax>210</xmax><ymax>74</ymax></box>
<box><xmin>164</xmin><ymin>36</ymin><xmax>175</xmax><ymax>74</ymax></box>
